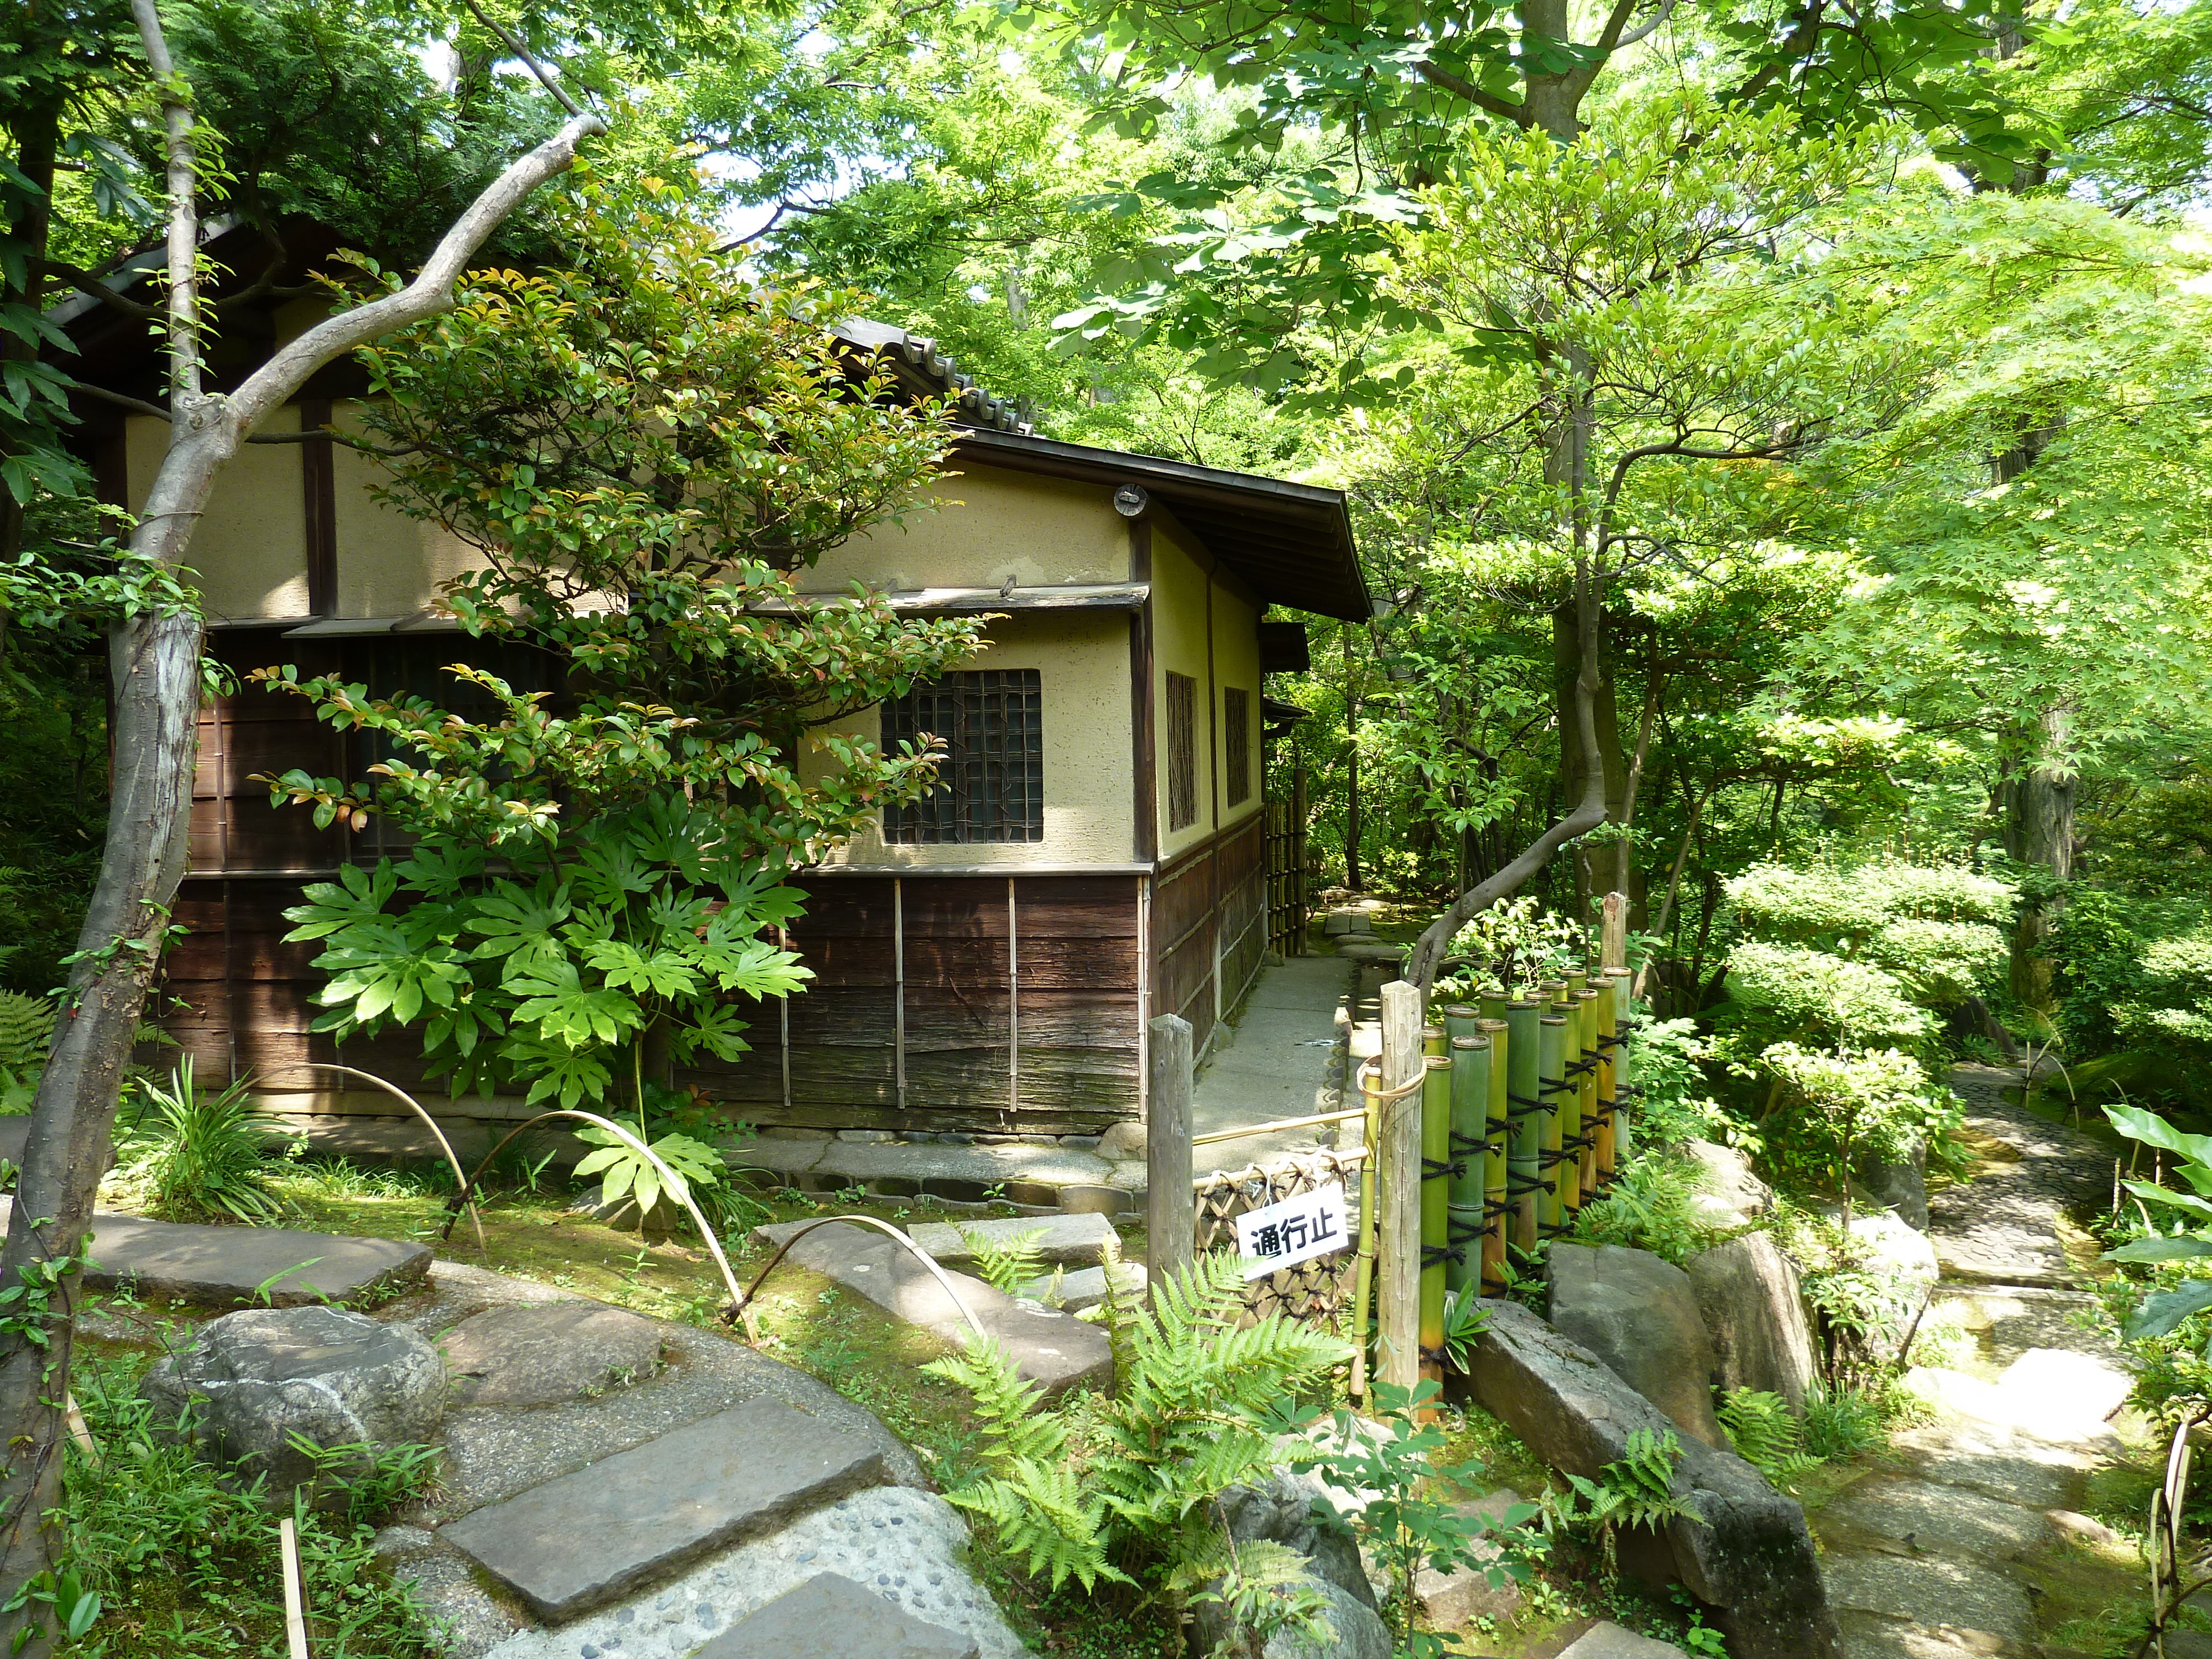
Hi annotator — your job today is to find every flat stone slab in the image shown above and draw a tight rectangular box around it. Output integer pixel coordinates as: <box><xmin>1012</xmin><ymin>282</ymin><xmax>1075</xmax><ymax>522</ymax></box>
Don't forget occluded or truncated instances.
<box><xmin>0</xmin><ymin>1198</ymin><xmax>432</xmax><ymax>1308</ymax></box>
<box><xmin>1018</xmin><ymin>1260</ymin><xmax>1146</xmax><ymax>1313</ymax></box>
<box><xmin>1822</xmin><ymin>1552</ymin><xmax>2034</xmax><ymax>1643</ymax></box>
<box><xmin>696</xmin><ymin>1571</ymin><xmax>978</xmax><ymax>1659</ymax></box>
<box><xmin>904</xmin><ymin>1212</ymin><xmax>1119</xmax><ymax>1272</ymax></box>
<box><xmin>750</xmin><ymin>1222</ymin><xmax>1112</xmax><ymax>1399</ymax></box>
<box><xmin>1558</xmin><ymin>1623</ymin><xmax>1688</xmax><ymax>1658</ymax></box>
<box><xmin>440</xmin><ymin>1397</ymin><xmax>889</xmax><ymax>1621</ymax></box>
<box><xmin>439</xmin><ymin>1302</ymin><xmax>664</xmax><ymax>1407</ymax></box>
<box><xmin>1819</xmin><ymin>1476</ymin><xmax>2055</xmax><ymax>1560</ymax></box>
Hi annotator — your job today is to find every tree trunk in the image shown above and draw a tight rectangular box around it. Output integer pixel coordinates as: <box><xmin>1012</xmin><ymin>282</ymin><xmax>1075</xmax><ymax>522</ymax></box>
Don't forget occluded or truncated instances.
<box><xmin>0</xmin><ymin>12</ymin><xmax>603</xmax><ymax>1619</ymax></box>
<box><xmin>0</xmin><ymin>610</ymin><xmax>200</xmax><ymax>1632</ymax></box>
<box><xmin>1343</xmin><ymin>629</ymin><xmax>1363</xmax><ymax>892</ymax></box>
<box><xmin>2008</xmin><ymin>701</ymin><xmax>2076</xmax><ymax>1022</ymax></box>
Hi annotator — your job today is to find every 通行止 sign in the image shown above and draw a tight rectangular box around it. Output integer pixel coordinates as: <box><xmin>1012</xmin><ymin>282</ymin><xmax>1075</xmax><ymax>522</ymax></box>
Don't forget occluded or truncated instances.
<box><xmin>1233</xmin><ymin>1182</ymin><xmax>1350</xmax><ymax>1281</ymax></box>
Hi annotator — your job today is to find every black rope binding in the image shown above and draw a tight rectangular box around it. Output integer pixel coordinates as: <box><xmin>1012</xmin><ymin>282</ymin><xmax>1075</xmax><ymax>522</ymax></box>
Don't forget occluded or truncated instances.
<box><xmin>1422</xmin><ymin>1155</ymin><xmax>1470</xmax><ymax>1181</ymax></box>
<box><xmin>1504</xmin><ymin>1091</ymin><xmax>1546</xmax><ymax>1123</ymax></box>
<box><xmin>1505</xmin><ymin>1173</ymin><xmax>1548</xmax><ymax>1198</ymax></box>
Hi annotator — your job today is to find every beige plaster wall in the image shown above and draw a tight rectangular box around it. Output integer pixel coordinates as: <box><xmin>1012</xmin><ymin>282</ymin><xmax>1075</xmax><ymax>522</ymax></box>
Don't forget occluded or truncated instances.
<box><xmin>128</xmin><ymin>410</ymin><xmax>310</xmax><ymax>622</ymax></box>
<box><xmin>1212</xmin><ymin>566</ymin><xmax>1263</xmax><ymax>833</ymax></box>
<box><xmin>805</xmin><ymin>609</ymin><xmax>1135</xmax><ymax>868</ymax></box>
<box><xmin>1152</xmin><ymin>517</ymin><xmax>1220</xmax><ymax>862</ymax></box>
<box><xmin>805</xmin><ymin>465</ymin><xmax>1132</xmax><ymax>594</ymax></box>
<box><xmin>328</xmin><ymin>402</ymin><xmax>492</xmax><ymax>615</ymax></box>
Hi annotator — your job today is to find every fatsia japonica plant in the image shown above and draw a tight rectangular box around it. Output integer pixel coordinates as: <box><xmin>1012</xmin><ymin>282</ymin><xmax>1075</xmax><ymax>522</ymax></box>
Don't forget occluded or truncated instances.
<box><xmin>253</xmin><ymin>164</ymin><xmax>987</xmax><ymax>1222</ymax></box>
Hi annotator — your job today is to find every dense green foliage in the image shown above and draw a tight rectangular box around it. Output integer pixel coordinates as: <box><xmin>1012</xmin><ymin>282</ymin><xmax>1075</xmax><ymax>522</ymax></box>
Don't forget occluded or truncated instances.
<box><xmin>926</xmin><ymin>1249</ymin><xmax>1348</xmax><ymax>1639</ymax></box>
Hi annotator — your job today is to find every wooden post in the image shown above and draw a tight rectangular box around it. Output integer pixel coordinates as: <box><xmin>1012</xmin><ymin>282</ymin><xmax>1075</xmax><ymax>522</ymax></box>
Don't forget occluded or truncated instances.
<box><xmin>1292</xmin><ymin>766</ymin><xmax>1309</xmax><ymax>954</ymax></box>
<box><xmin>1147</xmin><ymin>1014</ymin><xmax>1195</xmax><ymax>1297</ymax></box>
<box><xmin>1601</xmin><ymin>890</ymin><xmax>1629</xmax><ymax>974</ymax></box>
<box><xmin>1378</xmin><ymin>980</ymin><xmax>1424</xmax><ymax>1398</ymax></box>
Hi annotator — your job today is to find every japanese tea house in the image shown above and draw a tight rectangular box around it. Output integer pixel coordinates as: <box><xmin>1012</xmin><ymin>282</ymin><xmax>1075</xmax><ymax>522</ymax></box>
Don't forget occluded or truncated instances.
<box><xmin>56</xmin><ymin>233</ymin><xmax>1368</xmax><ymax>1152</ymax></box>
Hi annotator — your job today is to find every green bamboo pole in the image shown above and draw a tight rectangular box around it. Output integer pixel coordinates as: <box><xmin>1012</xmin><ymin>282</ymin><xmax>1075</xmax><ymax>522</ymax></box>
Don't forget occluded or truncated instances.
<box><xmin>1350</xmin><ymin>1055</ymin><xmax>1383</xmax><ymax>1402</ymax></box>
<box><xmin>1419</xmin><ymin>1041</ymin><xmax>1451</xmax><ymax>1378</ymax></box>
<box><xmin>1607</xmin><ymin>969</ymin><xmax>1636</xmax><ymax>1165</ymax></box>
<box><xmin>1576</xmin><ymin>987</ymin><xmax>1603</xmax><ymax>1201</ymax></box>
<box><xmin>1447</xmin><ymin>1034</ymin><xmax>1488</xmax><ymax>1302</ymax></box>
<box><xmin>1478</xmin><ymin>990</ymin><xmax>1511</xmax><ymax>1025</ymax></box>
<box><xmin>1505</xmin><ymin>999</ymin><xmax>1542</xmax><ymax>1254</ymax></box>
<box><xmin>1537</xmin><ymin>1013</ymin><xmax>1569</xmax><ymax>1236</ymax></box>
<box><xmin>1478</xmin><ymin>1018</ymin><xmax>1509</xmax><ymax>1293</ymax></box>
<box><xmin>1542</xmin><ymin>980</ymin><xmax>1577</xmax><ymax>1219</ymax></box>
<box><xmin>1592</xmin><ymin>977</ymin><xmax>1619</xmax><ymax>1184</ymax></box>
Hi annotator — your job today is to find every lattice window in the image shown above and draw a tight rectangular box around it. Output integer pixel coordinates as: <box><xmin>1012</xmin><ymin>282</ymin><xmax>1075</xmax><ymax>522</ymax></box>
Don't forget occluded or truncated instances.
<box><xmin>1166</xmin><ymin>671</ymin><xmax>1198</xmax><ymax>831</ymax></box>
<box><xmin>1223</xmin><ymin>686</ymin><xmax>1251</xmax><ymax>807</ymax></box>
<box><xmin>883</xmin><ymin>669</ymin><xmax>1044</xmax><ymax>843</ymax></box>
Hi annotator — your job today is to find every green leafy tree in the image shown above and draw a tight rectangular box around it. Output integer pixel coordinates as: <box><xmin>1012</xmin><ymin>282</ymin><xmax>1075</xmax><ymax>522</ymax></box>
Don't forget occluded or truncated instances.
<box><xmin>254</xmin><ymin>173</ymin><xmax>985</xmax><ymax>1213</ymax></box>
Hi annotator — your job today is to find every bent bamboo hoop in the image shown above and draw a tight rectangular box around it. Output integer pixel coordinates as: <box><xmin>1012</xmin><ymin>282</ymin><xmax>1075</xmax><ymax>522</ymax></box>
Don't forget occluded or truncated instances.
<box><xmin>309</xmin><ymin>1063</ymin><xmax>487</xmax><ymax>1254</ymax></box>
<box><xmin>736</xmin><ymin>1214</ymin><xmax>990</xmax><ymax>1345</ymax></box>
<box><xmin>279</xmin><ymin>1515</ymin><xmax>311</xmax><ymax>1659</ymax></box>
<box><xmin>454</xmin><ymin>1109</ymin><xmax>751</xmax><ymax>1332</ymax></box>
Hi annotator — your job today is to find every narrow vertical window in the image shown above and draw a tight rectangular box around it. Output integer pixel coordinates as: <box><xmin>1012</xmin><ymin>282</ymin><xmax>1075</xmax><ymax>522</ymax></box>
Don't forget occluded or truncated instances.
<box><xmin>1223</xmin><ymin>686</ymin><xmax>1251</xmax><ymax>807</ymax></box>
<box><xmin>883</xmin><ymin>669</ymin><xmax>1044</xmax><ymax>842</ymax></box>
<box><xmin>1166</xmin><ymin>671</ymin><xmax>1198</xmax><ymax>831</ymax></box>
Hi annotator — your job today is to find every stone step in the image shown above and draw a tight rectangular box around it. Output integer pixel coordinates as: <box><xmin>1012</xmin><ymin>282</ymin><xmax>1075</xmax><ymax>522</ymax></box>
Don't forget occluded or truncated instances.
<box><xmin>750</xmin><ymin>1220</ymin><xmax>1113</xmax><ymax>1399</ymax></box>
<box><xmin>903</xmin><ymin>1212</ymin><xmax>1119</xmax><ymax>1272</ymax></box>
<box><xmin>0</xmin><ymin>1196</ymin><xmax>430</xmax><ymax>1308</ymax></box>
<box><xmin>694</xmin><ymin>1571</ymin><xmax>979</xmax><ymax>1659</ymax></box>
<box><xmin>440</xmin><ymin>1396</ymin><xmax>890</xmax><ymax>1623</ymax></box>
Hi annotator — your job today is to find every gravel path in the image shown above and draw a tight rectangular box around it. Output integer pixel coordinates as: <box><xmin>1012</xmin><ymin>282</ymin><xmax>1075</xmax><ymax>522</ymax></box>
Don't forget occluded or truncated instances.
<box><xmin>1812</xmin><ymin>1066</ymin><xmax>2145</xmax><ymax>1659</ymax></box>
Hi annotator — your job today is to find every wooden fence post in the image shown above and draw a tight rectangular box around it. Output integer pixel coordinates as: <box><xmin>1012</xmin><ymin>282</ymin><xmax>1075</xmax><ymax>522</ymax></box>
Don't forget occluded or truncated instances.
<box><xmin>1378</xmin><ymin>980</ymin><xmax>1424</xmax><ymax>1397</ymax></box>
<box><xmin>1148</xmin><ymin>1014</ymin><xmax>1196</xmax><ymax>1296</ymax></box>
<box><xmin>1601</xmin><ymin>890</ymin><xmax>1629</xmax><ymax>974</ymax></box>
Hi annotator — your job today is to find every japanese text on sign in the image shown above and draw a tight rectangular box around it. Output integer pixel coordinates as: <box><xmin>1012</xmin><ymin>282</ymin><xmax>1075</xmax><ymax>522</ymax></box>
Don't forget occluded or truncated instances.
<box><xmin>1232</xmin><ymin>1182</ymin><xmax>1350</xmax><ymax>1281</ymax></box>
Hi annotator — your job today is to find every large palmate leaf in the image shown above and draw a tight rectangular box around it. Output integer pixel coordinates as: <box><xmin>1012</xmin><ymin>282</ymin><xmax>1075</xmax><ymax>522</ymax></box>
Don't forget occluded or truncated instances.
<box><xmin>2125</xmin><ymin>1279</ymin><xmax>2212</xmax><ymax>1342</ymax></box>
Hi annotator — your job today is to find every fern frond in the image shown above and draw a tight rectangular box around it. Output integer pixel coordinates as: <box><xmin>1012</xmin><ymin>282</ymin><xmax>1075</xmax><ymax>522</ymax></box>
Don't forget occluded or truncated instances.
<box><xmin>921</xmin><ymin>1337</ymin><xmax>1063</xmax><ymax>1468</ymax></box>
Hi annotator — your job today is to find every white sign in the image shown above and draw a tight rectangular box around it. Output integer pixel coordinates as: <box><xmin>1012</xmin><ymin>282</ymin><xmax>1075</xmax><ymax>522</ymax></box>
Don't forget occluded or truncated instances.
<box><xmin>1233</xmin><ymin>1182</ymin><xmax>1351</xmax><ymax>1281</ymax></box>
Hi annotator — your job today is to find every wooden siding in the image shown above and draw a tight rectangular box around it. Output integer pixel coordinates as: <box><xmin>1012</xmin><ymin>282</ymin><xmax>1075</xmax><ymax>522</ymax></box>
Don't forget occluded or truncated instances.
<box><xmin>1148</xmin><ymin>813</ymin><xmax>1266</xmax><ymax>1062</ymax></box>
<box><xmin>680</xmin><ymin>873</ymin><xmax>1141</xmax><ymax>1133</ymax></box>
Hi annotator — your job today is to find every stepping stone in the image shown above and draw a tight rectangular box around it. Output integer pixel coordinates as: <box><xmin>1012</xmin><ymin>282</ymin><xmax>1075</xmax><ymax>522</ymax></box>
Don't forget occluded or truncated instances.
<box><xmin>1819</xmin><ymin>1475</ymin><xmax>2056</xmax><ymax>1559</ymax></box>
<box><xmin>440</xmin><ymin>1397</ymin><xmax>889</xmax><ymax>1621</ymax></box>
<box><xmin>1018</xmin><ymin>1260</ymin><xmax>1146</xmax><ymax>1314</ymax></box>
<box><xmin>1823</xmin><ymin>1551</ymin><xmax>2034</xmax><ymax>1643</ymax></box>
<box><xmin>696</xmin><ymin>1571</ymin><xmax>978</xmax><ymax>1659</ymax></box>
<box><xmin>750</xmin><ymin>1221</ymin><xmax>1113</xmax><ymax>1398</ymax></box>
<box><xmin>1557</xmin><ymin>1623</ymin><xmax>1688</xmax><ymax>1658</ymax></box>
<box><xmin>901</xmin><ymin>1212</ymin><xmax>1118</xmax><ymax>1272</ymax></box>
<box><xmin>0</xmin><ymin>1198</ymin><xmax>431</xmax><ymax>1308</ymax></box>
<box><xmin>437</xmin><ymin>1302</ymin><xmax>664</xmax><ymax>1407</ymax></box>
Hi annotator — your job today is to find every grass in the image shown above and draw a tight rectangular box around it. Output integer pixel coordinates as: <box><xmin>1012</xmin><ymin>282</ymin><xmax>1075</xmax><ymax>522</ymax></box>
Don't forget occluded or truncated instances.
<box><xmin>56</xmin><ymin>1346</ymin><xmax>438</xmax><ymax>1658</ymax></box>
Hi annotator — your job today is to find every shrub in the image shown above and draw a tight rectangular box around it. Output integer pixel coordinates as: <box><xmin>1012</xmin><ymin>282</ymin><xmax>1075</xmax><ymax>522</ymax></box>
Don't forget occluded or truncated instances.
<box><xmin>924</xmin><ymin>1251</ymin><xmax>1350</xmax><ymax>1645</ymax></box>
<box><xmin>1723</xmin><ymin>941</ymin><xmax>1935</xmax><ymax>1050</ymax></box>
<box><xmin>1626</xmin><ymin>1018</ymin><xmax>1726</xmax><ymax>1145</ymax></box>
<box><xmin>118</xmin><ymin>1060</ymin><xmax>289</xmax><ymax>1225</ymax></box>
<box><xmin>1760</xmin><ymin>1042</ymin><xmax>1958</xmax><ymax>1175</ymax></box>
<box><xmin>1569</xmin><ymin>1152</ymin><xmax>1720</xmax><ymax>1266</ymax></box>
<box><xmin>0</xmin><ymin>990</ymin><xmax>53</xmax><ymax>1114</ymax></box>
<box><xmin>1717</xmin><ymin>1389</ymin><xmax>1817</xmax><ymax>1489</ymax></box>
<box><xmin>1864</xmin><ymin>917</ymin><xmax>2008</xmax><ymax>1006</ymax></box>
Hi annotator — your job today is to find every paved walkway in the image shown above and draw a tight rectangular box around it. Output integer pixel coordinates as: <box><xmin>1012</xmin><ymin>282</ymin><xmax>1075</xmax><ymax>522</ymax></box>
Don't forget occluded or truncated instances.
<box><xmin>1813</xmin><ymin>1067</ymin><xmax>2146</xmax><ymax>1658</ymax></box>
<box><xmin>1190</xmin><ymin>951</ymin><xmax>1359</xmax><ymax>1172</ymax></box>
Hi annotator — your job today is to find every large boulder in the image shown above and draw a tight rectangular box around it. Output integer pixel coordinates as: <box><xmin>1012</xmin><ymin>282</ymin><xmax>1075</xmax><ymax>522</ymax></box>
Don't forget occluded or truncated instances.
<box><xmin>1193</xmin><ymin>1573</ymin><xmax>1389</xmax><ymax>1659</ymax></box>
<box><xmin>1681</xmin><ymin>1141</ymin><xmax>1772</xmax><ymax>1229</ymax></box>
<box><xmin>1463</xmin><ymin>1302</ymin><xmax>1840</xmax><ymax>1659</ymax></box>
<box><xmin>1685</xmin><ymin>1234</ymin><xmax>1819</xmax><ymax>1416</ymax></box>
<box><xmin>1547</xmin><ymin>1243</ymin><xmax>1725</xmax><ymax>1449</ymax></box>
<box><xmin>1413</xmin><ymin>1489</ymin><xmax>1529</xmax><ymax>1629</ymax></box>
<box><xmin>1853</xmin><ymin>1135</ymin><xmax>1929</xmax><ymax>1230</ymax></box>
<box><xmin>139</xmin><ymin>1305</ymin><xmax>444</xmax><ymax>1500</ymax></box>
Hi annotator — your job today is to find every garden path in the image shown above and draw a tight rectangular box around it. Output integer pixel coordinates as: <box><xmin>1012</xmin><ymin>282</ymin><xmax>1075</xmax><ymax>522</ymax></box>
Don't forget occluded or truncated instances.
<box><xmin>1811</xmin><ymin>1066</ymin><xmax>2151</xmax><ymax>1659</ymax></box>
<box><xmin>1190</xmin><ymin>950</ymin><xmax>1360</xmax><ymax>1171</ymax></box>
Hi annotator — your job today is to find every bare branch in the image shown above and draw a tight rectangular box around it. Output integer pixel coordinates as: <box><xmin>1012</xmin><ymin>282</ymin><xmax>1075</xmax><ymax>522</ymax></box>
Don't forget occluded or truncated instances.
<box><xmin>226</xmin><ymin>110</ymin><xmax>604</xmax><ymax>440</ymax></box>
<box><xmin>132</xmin><ymin>0</ymin><xmax>201</xmax><ymax>405</ymax></box>
<box><xmin>1415</xmin><ymin>59</ymin><xmax>1534</xmax><ymax>127</ymax></box>
<box><xmin>1404</xmin><ymin>556</ymin><xmax>1611</xmax><ymax>993</ymax></box>
<box><xmin>1609</xmin><ymin>0</ymin><xmax>1680</xmax><ymax>50</ymax></box>
<box><xmin>34</xmin><ymin>258</ymin><xmax>158</xmax><ymax>320</ymax></box>
<box><xmin>460</xmin><ymin>0</ymin><xmax>585</xmax><ymax>118</ymax></box>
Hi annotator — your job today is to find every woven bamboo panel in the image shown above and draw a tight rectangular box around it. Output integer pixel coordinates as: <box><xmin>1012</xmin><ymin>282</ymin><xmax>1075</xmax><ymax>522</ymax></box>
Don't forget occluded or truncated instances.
<box><xmin>1192</xmin><ymin>1147</ymin><xmax>1368</xmax><ymax>1332</ymax></box>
